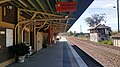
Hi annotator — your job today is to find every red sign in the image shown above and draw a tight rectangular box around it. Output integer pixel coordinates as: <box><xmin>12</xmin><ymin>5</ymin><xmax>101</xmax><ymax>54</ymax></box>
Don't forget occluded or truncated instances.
<box><xmin>56</xmin><ymin>2</ymin><xmax>76</xmax><ymax>12</ymax></box>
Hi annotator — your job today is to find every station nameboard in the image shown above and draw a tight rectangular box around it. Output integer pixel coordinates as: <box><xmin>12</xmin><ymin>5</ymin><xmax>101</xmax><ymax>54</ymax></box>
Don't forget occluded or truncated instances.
<box><xmin>56</xmin><ymin>2</ymin><xmax>76</xmax><ymax>12</ymax></box>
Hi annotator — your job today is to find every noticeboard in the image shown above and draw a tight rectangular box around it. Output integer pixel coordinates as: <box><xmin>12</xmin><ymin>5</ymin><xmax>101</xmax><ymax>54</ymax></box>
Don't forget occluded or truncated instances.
<box><xmin>6</xmin><ymin>29</ymin><xmax>13</xmax><ymax>47</ymax></box>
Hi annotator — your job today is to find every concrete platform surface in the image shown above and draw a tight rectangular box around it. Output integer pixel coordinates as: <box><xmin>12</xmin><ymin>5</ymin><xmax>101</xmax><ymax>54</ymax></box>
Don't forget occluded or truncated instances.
<box><xmin>7</xmin><ymin>37</ymin><xmax>86</xmax><ymax>67</ymax></box>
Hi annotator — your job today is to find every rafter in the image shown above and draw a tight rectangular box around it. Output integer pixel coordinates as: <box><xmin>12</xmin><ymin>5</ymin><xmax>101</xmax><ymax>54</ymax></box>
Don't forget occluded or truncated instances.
<box><xmin>14</xmin><ymin>0</ymin><xmax>25</xmax><ymax>8</ymax></box>
<box><xmin>35</xmin><ymin>0</ymin><xmax>47</xmax><ymax>18</ymax></box>
<box><xmin>36</xmin><ymin>0</ymin><xmax>46</xmax><ymax>12</ymax></box>
<box><xmin>46</xmin><ymin>0</ymin><xmax>54</xmax><ymax>13</ymax></box>
<box><xmin>0</xmin><ymin>0</ymin><xmax>12</xmax><ymax>4</ymax></box>
<box><xmin>27</xmin><ymin>0</ymin><xmax>44</xmax><ymax>18</ymax></box>
<box><xmin>31</xmin><ymin>12</ymin><xmax>37</xmax><ymax>19</ymax></box>
<box><xmin>20</xmin><ymin>9</ymin><xmax>63</xmax><ymax>17</ymax></box>
<box><xmin>37</xmin><ymin>21</ymin><xmax>47</xmax><ymax>32</ymax></box>
<box><xmin>18</xmin><ymin>0</ymin><xmax>41</xmax><ymax>18</ymax></box>
<box><xmin>19</xmin><ymin>18</ymin><xmax>75</xmax><ymax>24</ymax></box>
<box><xmin>27</xmin><ymin>0</ymin><xmax>39</xmax><ymax>11</ymax></box>
<box><xmin>44</xmin><ymin>25</ymin><xmax>50</xmax><ymax>30</ymax></box>
<box><xmin>20</xmin><ymin>0</ymin><xmax>34</xmax><ymax>10</ymax></box>
<box><xmin>9</xmin><ymin>1</ymin><xmax>32</xmax><ymax>17</ymax></box>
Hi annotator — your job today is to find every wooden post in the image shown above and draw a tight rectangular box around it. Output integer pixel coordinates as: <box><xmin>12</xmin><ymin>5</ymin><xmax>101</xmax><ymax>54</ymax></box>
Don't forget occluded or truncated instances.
<box><xmin>34</xmin><ymin>24</ymin><xmax>37</xmax><ymax>52</ymax></box>
<box><xmin>0</xmin><ymin>6</ymin><xmax>2</xmax><ymax>21</ymax></box>
<box><xmin>17</xmin><ymin>8</ymin><xmax>21</xmax><ymax>44</ymax></box>
<box><xmin>52</xmin><ymin>27</ymin><xmax>54</xmax><ymax>44</ymax></box>
<box><xmin>18</xmin><ymin>24</ymin><xmax>22</xmax><ymax>44</ymax></box>
<box><xmin>28</xmin><ymin>25</ymin><xmax>30</xmax><ymax>46</ymax></box>
<box><xmin>48</xmin><ymin>27</ymin><xmax>51</xmax><ymax>45</ymax></box>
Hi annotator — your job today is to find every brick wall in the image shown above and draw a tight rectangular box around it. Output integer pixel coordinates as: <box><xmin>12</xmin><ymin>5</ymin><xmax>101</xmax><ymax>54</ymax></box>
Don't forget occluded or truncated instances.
<box><xmin>0</xmin><ymin>28</ymin><xmax>14</xmax><ymax>63</ymax></box>
<box><xmin>1</xmin><ymin>2</ymin><xmax>17</xmax><ymax>24</ymax></box>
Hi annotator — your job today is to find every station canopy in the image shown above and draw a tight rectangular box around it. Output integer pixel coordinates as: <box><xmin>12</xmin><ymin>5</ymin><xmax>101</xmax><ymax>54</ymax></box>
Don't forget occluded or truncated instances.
<box><xmin>0</xmin><ymin>0</ymin><xmax>94</xmax><ymax>33</ymax></box>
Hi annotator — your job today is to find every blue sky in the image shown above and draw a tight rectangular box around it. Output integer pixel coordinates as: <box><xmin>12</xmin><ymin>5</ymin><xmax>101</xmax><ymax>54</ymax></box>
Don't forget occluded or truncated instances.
<box><xmin>68</xmin><ymin>0</ymin><xmax>118</xmax><ymax>33</ymax></box>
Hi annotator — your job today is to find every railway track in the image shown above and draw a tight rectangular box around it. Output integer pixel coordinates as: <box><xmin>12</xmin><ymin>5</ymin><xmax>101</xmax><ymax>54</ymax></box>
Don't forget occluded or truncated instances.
<box><xmin>66</xmin><ymin>37</ymin><xmax>120</xmax><ymax>67</ymax></box>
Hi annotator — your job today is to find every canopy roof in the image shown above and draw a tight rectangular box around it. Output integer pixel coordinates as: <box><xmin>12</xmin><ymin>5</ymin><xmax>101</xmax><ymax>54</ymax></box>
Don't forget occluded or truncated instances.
<box><xmin>0</xmin><ymin>0</ymin><xmax>94</xmax><ymax>32</ymax></box>
<box><xmin>112</xmin><ymin>33</ymin><xmax>120</xmax><ymax>38</ymax></box>
<box><xmin>89</xmin><ymin>24</ymin><xmax>111</xmax><ymax>30</ymax></box>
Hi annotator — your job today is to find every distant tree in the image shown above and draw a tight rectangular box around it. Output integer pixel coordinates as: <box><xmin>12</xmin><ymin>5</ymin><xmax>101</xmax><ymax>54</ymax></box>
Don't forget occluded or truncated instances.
<box><xmin>74</xmin><ymin>33</ymin><xmax>79</xmax><ymax>37</ymax></box>
<box><xmin>74</xmin><ymin>31</ymin><xmax>76</xmax><ymax>34</ymax></box>
<box><xmin>67</xmin><ymin>31</ymin><xmax>73</xmax><ymax>36</ymax></box>
<box><xmin>111</xmin><ymin>31</ymin><xmax>118</xmax><ymax>35</ymax></box>
<box><xmin>85</xmin><ymin>14</ymin><xmax>106</xmax><ymax>27</ymax></box>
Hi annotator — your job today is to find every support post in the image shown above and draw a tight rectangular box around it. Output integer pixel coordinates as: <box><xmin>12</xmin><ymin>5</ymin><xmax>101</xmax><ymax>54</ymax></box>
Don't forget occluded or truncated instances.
<box><xmin>21</xmin><ymin>22</ymin><xmax>33</xmax><ymax>42</ymax></box>
<box><xmin>0</xmin><ymin>6</ymin><xmax>2</xmax><ymax>21</ymax></box>
<box><xmin>28</xmin><ymin>25</ymin><xmax>30</xmax><ymax>46</ymax></box>
<box><xmin>117</xmin><ymin>0</ymin><xmax>120</xmax><ymax>32</ymax></box>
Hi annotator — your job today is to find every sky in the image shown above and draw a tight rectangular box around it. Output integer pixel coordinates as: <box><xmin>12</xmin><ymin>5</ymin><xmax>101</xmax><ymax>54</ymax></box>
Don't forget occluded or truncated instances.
<box><xmin>68</xmin><ymin>0</ymin><xmax>118</xmax><ymax>33</ymax></box>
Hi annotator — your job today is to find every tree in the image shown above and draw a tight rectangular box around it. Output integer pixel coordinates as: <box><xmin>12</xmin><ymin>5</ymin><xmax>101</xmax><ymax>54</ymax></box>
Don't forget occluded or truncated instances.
<box><xmin>111</xmin><ymin>31</ymin><xmax>118</xmax><ymax>35</ymax></box>
<box><xmin>67</xmin><ymin>31</ymin><xmax>73</xmax><ymax>36</ymax></box>
<box><xmin>85</xmin><ymin>14</ymin><xmax>106</xmax><ymax>27</ymax></box>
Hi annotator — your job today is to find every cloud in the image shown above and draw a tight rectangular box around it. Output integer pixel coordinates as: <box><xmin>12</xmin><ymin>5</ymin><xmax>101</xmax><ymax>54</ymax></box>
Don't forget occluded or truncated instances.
<box><xmin>102</xmin><ymin>4</ymin><xmax>114</xmax><ymax>8</ymax></box>
<box><xmin>89</xmin><ymin>0</ymin><xmax>116</xmax><ymax>9</ymax></box>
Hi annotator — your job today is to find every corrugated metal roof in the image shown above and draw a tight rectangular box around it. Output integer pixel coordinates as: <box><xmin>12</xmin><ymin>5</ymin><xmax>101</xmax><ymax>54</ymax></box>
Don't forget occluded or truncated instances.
<box><xmin>89</xmin><ymin>24</ymin><xmax>110</xmax><ymax>30</ymax></box>
<box><xmin>0</xmin><ymin>0</ymin><xmax>94</xmax><ymax>32</ymax></box>
<box><xmin>112</xmin><ymin>33</ymin><xmax>120</xmax><ymax>38</ymax></box>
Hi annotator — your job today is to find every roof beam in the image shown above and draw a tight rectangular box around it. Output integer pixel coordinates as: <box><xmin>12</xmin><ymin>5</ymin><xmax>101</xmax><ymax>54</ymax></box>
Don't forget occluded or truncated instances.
<box><xmin>9</xmin><ymin>1</ymin><xmax>32</xmax><ymax>17</ymax></box>
<box><xmin>35</xmin><ymin>0</ymin><xmax>47</xmax><ymax>18</ymax></box>
<box><xmin>27</xmin><ymin>0</ymin><xmax>39</xmax><ymax>11</ymax></box>
<box><xmin>19</xmin><ymin>0</ymin><xmax>34</xmax><ymax>10</ymax></box>
<box><xmin>33</xmin><ymin>21</ymin><xmax>68</xmax><ymax>26</ymax></box>
<box><xmin>20</xmin><ymin>9</ymin><xmax>63</xmax><ymax>17</ymax></box>
<box><xmin>52</xmin><ymin>22</ymin><xmax>70</xmax><ymax>26</ymax></box>
<box><xmin>36</xmin><ymin>0</ymin><xmax>46</xmax><ymax>12</ymax></box>
<box><xmin>18</xmin><ymin>0</ymin><xmax>41</xmax><ymax>18</ymax></box>
<box><xmin>31</xmin><ymin>12</ymin><xmax>37</xmax><ymax>19</ymax></box>
<box><xmin>9</xmin><ymin>1</ymin><xmax>19</xmax><ymax>8</ymax></box>
<box><xmin>19</xmin><ymin>18</ymin><xmax>76</xmax><ymax>24</ymax></box>
<box><xmin>46</xmin><ymin>0</ymin><xmax>54</xmax><ymax>13</ymax></box>
<box><xmin>14</xmin><ymin>0</ymin><xmax>26</xmax><ymax>8</ymax></box>
<box><xmin>37</xmin><ymin>21</ymin><xmax>47</xmax><ymax>32</ymax></box>
<box><xmin>27</xmin><ymin>0</ymin><xmax>44</xmax><ymax>18</ymax></box>
<box><xmin>33</xmin><ymin>0</ymin><xmax>55</xmax><ymax>23</ymax></box>
<box><xmin>0</xmin><ymin>0</ymin><xmax>12</xmax><ymax>4</ymax></box>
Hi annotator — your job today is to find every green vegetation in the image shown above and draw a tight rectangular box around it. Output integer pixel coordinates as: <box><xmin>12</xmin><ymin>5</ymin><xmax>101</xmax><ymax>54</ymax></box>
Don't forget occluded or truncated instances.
<box><xmin>79</xmin><ymin>37</ymin><xmax>89</xmax><ymax>40</ymax></box>
<box><xmin>99</xmin><ymin>40</ymin><xmax>113</xmax><ymax>45</ymax></box>
<box><xmin>110</xmin><ymin>31</ymin><xmax>117</xmax><ymax>35</ymax></box>
<box><xmin>84</xmin><ymin>13</ymin><xmax>106</xmax><ymax>27</ymax></box>
<box><xmin>67</xmin><ymin>31</ymin><xmax>73</xmax><ymax>36</ymax></box>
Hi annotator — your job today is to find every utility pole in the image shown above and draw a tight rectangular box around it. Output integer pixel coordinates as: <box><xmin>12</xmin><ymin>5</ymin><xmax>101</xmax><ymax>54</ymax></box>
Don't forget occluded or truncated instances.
<box><xmin>117</xmin><ymin>0</ymin><xmax>119</xmax><ymax>32</ymax></box>
<box><xmin>80</xmin><ymin>25</ymin><xmax>82</xmax><ymax>33</ymax></box>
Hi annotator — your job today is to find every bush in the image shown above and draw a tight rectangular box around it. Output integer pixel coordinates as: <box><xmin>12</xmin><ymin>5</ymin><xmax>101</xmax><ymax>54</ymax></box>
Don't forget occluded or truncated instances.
<box><xmin>99</xmin><ymin>40</ymin><xmax>113</xmax><ymax>45</ymax></box>
<box><xmin>16</xmin><ymin>43</ymin><xmax>29</xmax><ymax>56</ymax></box>
<box><xmin>107</xmin><ymin>40</ymin><xmax>113</xmax><ymax>45</ymax></box>
<box><xmin>10</xmin><ymin>43</ymin><xmax>29</xmax><ymax>56</ymax></box>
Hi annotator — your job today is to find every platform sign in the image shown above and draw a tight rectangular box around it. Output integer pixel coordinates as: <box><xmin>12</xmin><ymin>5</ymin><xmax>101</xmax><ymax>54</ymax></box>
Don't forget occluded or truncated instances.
<box><xmin>56</xmin><ymin>2</ymin><xmax>76</xmax><ymax>12</ymax></box>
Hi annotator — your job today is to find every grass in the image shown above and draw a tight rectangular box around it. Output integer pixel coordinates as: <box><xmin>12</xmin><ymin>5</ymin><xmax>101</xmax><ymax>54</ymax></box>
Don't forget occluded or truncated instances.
<box><xmin>98</xmin><ymin>40</ymin><xmax>113</xmax><ymax>45</ymax></box>
<box><xmin>79</xmin><ymin>37</ymin><xmax>90</xmax><ymax>40</ymax></box>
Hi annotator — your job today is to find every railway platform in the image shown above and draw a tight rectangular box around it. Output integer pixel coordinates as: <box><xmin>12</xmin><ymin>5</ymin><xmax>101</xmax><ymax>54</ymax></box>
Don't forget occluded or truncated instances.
<box><xmin>7</xmin><ymin>37</ymin><xmax>87</xmax><ymax>67</ymax></box>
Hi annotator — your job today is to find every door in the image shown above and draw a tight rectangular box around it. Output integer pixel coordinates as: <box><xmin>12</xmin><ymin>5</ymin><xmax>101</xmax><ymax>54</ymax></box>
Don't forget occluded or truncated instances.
<box><xmin>37</xmin><ymin>32</ymin><xmax>43</xmax><ymax>51</ymax></box>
